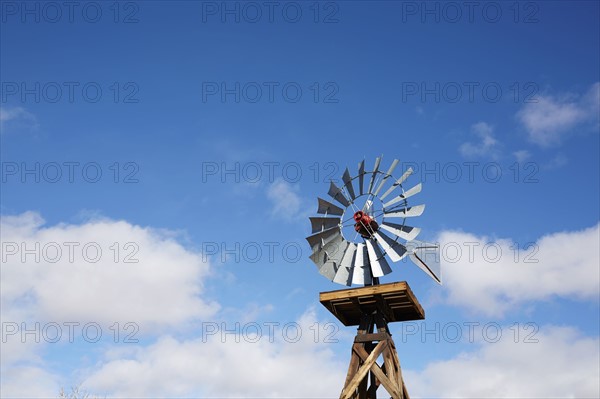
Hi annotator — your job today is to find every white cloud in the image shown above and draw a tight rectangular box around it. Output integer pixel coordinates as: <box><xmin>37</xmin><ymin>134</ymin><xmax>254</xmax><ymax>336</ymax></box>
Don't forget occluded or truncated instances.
<box><xmin>1</xmin><ymin>366</ymin><xmax>60</xmax><ymax>398</ymax></box>
<box><xmin>1</xmin><ymin>213</ymin><xmax>344</xmax><ymax>398</ymax></box>
<box><xmin>81</xmin><ymin>309</ymin><xmax>345</xmax><ymax>397</ymax></box>
<box><xmin>1</xmin><ymin>212</ymin><xmax>220</xmax><ymax>397</ymax></box>
<box><xmin>266</xmin><ymin>178</ymin><xmax>303</xmax><ymax>221</ymax></box>
<box><xmin>512</xmin><ymin>149</ymin><xmax>531</xmax><ymax>163</ymax></box>
<box><xmin>436</xmin><ymin>224</ymin><xmax>600</xmax><ymax>316</ymax></box>
<box><xmin>0</xmin><ymin>106</ymin><xmax>39</xmax><ymax>133</ymax></box>
<box><xmin>0</xmin><ymin>212</ymin><xmax>218</xmax><ymax>331</ymax></box>
<box><xmin>405</xmin><ymin>325</ymin><xmax>599</xmax><ymax>398</ymax></box>
<box><xmin>516</xmin><ymin>82</ymin><xmax>600</xmax><ymax>147</ymax></box>
<box><xmin>459</xmin><ymin>122</ymin><xmax>499</xmax><ymax>158</ymax></box>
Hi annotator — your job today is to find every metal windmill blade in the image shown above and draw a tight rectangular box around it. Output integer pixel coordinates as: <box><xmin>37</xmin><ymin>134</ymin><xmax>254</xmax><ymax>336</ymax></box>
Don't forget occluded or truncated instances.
<box><xmin>306</xmin><ymin>157</ymin><xmax>442</xmax><ymax>287</ymax></box>
<box><xmin>317</xmin><ymin>197</ymin><xmax>344</xmax><ymax>216</ymax></box>
<box><xmin>332</xmin><ymin>242</ymin><xmax>356</xmax><ymax>285</ymax></box>
<box><xmin>328</xmin><ymin>181</ymin><xmax>351</xmax><ymax>207</ymax></box>
<box><xmin>366</xmin><ymin>157</ymin><xmax>381</xmax><ymax>195</ymax></box>
<box><xmin>309</xmin><ymin>233</ymin><xmax>346</xmax><ymax>280</ymax></box>
<box><xmin>309</xmin><ymin>217</ymin><xmax>341</xmax><ymax>233</ymax></box>
<box><xmin>342</xmin><ymin>168</ymin><xmax>357</xmax><ymax>201</ymax></box>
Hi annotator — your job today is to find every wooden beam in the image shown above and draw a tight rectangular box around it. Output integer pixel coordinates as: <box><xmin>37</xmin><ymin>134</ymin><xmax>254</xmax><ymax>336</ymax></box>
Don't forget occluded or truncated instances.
<box><xmin>342</xmin><ymin>344</ymin><xmax>361</xmax><ymax>393</ymax></box>
<box><xmin>355</xmin><ymin>343</ymin><xmax>402</xmax><ymax>398</ymax></box>
<box><xmin>354</xmin><ymin>332</ymin><xmax>390</xmax><ymax>343</ymax></box>
<box><xmin>340</xmin><ymin>340</ymin><xmax>387</xmax><ymax>399</ymax></box>
<box><xmin>390</xmin><ymin>341</ymin><xmax>406</xmax><ymax>399</ymax></box>
<box><xmin>321</xmin><ymin>281</ymin><xmax>410</xmax><ymax>301</ymax></box>
<box><xmin>382</xmin><ymin>345</ymin><xmax>397</xmax><ymax>393</ymax></box>
<box><xmin>320</xmin><ymin>281</ymin><xmax>425</xmax><ymax>326</ymax></box>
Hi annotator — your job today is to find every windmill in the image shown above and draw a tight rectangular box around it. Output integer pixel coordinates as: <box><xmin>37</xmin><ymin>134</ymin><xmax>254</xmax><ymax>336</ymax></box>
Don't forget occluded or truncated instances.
<box><xmin>307</xmin><ymin>157</ymin><xmax>441</xmax><ymax>399</ymax></box>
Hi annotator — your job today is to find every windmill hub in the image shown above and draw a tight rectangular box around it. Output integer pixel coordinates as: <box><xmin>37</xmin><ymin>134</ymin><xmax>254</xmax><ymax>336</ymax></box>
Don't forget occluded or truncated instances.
<box><xmin>353</xmin><ymin>210</ymin><xmax>379</xmax><ymax>238</ymax></box>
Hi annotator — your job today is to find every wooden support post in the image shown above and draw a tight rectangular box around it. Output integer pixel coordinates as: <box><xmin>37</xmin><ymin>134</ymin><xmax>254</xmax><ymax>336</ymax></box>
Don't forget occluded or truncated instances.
<box><xmin>339</xmin><ymin>313</ymin><xmax>408</xmax><ymax>399</ymax></box>
<box><xmin>320</xmin><ymin>282</ymin><xmax>423</xmax><ymax>399</ymax></box>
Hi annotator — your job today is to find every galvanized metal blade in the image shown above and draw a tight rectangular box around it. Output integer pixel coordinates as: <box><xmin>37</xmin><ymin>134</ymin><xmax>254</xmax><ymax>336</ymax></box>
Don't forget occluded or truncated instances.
<box><xmin>367</xmin><ymin>157</ymin><xmax>381</xmax><ymax>194</ymax></box>
<box><xmin>309</xmin><ymin>234</ymin><xmax>344</xmax><ymax>269</ymax></box>
<box><xmin>373</xmin><ymin>159</ymin><xmax>399</xmax><ymax>197</ymax></box>
<box><xmin>358</xmin><ymin>160</ymin><xmax>365</xmax><ymax>195</ymax></box>
<box><xmin>333</xmin><ymin>242</ymin><xmax>356</xmax><ymax>286</ymax></box>
<box><xmin>380</xmin><ymin>222</ymin><xmax>421</xmax><ymax>241</ymax></box>
<box><xmin>406</xmin><ymin>240</ymin><xmax>442</xmax><ymax>284</ymax></box>
<box><xmin>317</xmin><ymin>197</ymin><xmax>344</xmax><ymax>216</ymax></box>
<box><xmin>383</xmin><ymin>183</ymin><xmax>422</xmax><ymax>208</ymax></box>
<box><xmin>351</xmin><ymin>243</ymin><xmax>372</xmax><ymax>285</ymax></box>
<box><xmin>339</xmin><ymin>242</ymin><xmax>357</xmax><ymax>269</ymax></box>
<box><xmin>365</xmin><ymin>238</ymin><xmax>392</xmax><ymax>277</ymax></box>
<box><xmin>328</xmin><ymin>181</ymin><xmax>351</xmax><ymax>207</ymax></box>
<box><xmin>342</xmin><ymin>168</ymin><xmax>356</xmax><ymax>200</ymax></box>
<box><xmin>309</xmin><ymin>217</ymin><xmax>341</xmax><ymax>234</ymax></box>
<box><xmin>384</xmin><ymin>204</ymin><xmax>425</xmax><ymax>218</ymax></box>
<box><xmin>310</xmin><ymin>234</ymin><xmax>346</xmax><ymax>280</ymax></box>
<box><xmin>306</xmin><ymin>228</ymin><xmax>341</xmax><ymax>252</ymax></box>
<box><xmin>374</xmin><ymin>231</ymin><xmax>408</xmax><ymax>262</ymax></box>
<box><xmin>380</xmin><ymin>167</ymin><xmax>413</xmax><ymax>201</ymax></box>
<box><xmin>318</xmin><ymin>263</ymin><xmax>337</xmax><ymax>281</ymax></box>
<box><xmin>332</xmin><ymin>266</ymin><xmax>352</xmax><ymax>286</ymax></box>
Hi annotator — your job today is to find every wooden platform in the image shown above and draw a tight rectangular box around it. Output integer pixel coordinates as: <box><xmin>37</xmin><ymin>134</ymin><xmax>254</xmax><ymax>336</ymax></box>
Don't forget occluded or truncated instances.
<box><xmin>319</xmin><ymin>281</ymin><xmax>425</xmax><ymax>326</ymax></box>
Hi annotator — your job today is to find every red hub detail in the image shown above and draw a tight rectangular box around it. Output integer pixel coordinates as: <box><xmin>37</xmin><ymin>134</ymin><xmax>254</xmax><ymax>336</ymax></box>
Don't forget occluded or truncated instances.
<box><xmin>353</xmin><ymin>211</ymin><xmax>379</xmax><ymax>238</ymax></box>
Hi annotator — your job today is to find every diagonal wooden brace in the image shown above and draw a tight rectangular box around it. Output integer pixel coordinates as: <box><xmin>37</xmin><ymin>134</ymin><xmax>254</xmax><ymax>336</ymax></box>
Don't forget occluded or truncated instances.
<box><xmin>340</xmin><ymin>340</ymin><xmax>387</xmax><ymax>399</ymax></box>
<box><xmin>355</xmin><ymin>343</ymin><xmax>403</xmax><ymax>398</ymax></box>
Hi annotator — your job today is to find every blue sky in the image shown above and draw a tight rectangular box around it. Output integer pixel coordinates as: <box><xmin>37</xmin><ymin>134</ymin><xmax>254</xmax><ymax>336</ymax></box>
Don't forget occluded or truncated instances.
<box><xmin>1</xmin><ymin>1</ymin><xmax>599</xmax><ymax>397</ymax></box>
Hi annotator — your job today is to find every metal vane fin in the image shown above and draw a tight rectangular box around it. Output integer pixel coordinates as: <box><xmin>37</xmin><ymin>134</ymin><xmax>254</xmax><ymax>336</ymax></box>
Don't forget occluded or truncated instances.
<box><xmin>351</xmin><ymin>243</ymin><xmax>372</xmax><ymax>285</ymax></box>
<box><xmin>309</xmin><ymin>217</ymin><xmax>341</xmax><ymax>234</ymax></box>
<box><xmin>365</xmin><ymin>238</ymin><xmax>392</xmax><ymax>277</ymax></box>
<box><xmin>374</xmin><ymin>231</ymin><xmax>408</xmax><ymax>262</ymax></box>
<box><xmin>317</xmin><ymin>197</ymin><xmax>344</xmax><ymax>216</ymax></box>
<box><xmin>380</xmin><ymin>167</ymin><xmax>413</xmax><ymax>201</ymax></box>
<box><xmin>333</xmin><ymin>243</ymin><xmax>356</xmax><ymax>286</ymax></box>
<box><xmin>384</xmin><ymin>204</ymin><xmax>425</xmax><ymax>218</ymax></box>
<box><xmin>311</xmin><ymin>234</ymin><xmax>346</xmax><ymax>280</ymax></box>
<box><xmin>306</xmin><ymin>228</ymin><xmax>341</xmax><ymax>252</ymax></box>
<box><xmin>367</xmin><ymin>157</ymin><xmax>381</xmax><ymax>194</ymax></box>
<box><xmin>328</xmin><ymin>181</ymin><xmax>351</xmax><ymax>207</ymax></box>
<box><xmin>358</xmin><ymin>160</ymin><xmax>365</xmax><ymax>195</ymax></box>
<box><xmin>383</xmin><ymin>183</ymin><xmax>422</xmax><ymax>208</ymax></box>
<box><xmin>342</xmin><ymin>168</ymin><xmax>356</xmax><ymax>200</ymax></box>
<box><xmin>373</xmin><ymin>159</ymin><xmax>399</xmax><ymax>197</ymax></box>
<box><xmin>380</xmin><ymin>222</ymin><xmax>421</xmax><ymax>241</ymax></box>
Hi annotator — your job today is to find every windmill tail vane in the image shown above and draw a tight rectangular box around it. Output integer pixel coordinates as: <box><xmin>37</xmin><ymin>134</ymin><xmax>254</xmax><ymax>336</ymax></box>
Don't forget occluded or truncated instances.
<box><xmin>306</xmin><ymin>156</ymin><xmax>442</xmax><ymax>287</ymax></box>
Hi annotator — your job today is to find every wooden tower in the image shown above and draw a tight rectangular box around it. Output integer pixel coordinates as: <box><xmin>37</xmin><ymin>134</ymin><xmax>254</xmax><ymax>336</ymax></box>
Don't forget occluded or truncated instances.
<box><xmin>320</xmin><ymin>281</ymin><xmax>425</xmax><ymax>399</ymax></box>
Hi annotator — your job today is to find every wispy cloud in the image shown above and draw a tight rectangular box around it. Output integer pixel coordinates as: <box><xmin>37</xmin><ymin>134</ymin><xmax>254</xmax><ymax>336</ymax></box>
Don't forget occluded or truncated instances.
<box><xmin>513</xmin><ymin>149</ymin><xmax>531</xmax><ymax>163</ymax></box>
<box><xmin>458</xmin><ymin>122</ymin><xmax>499</xmax><ymax>158</ymax></box>
<box><xmin>0</xmin><ymin>106</ymin><xmax>39</xmax><ymax>133</ymax></box>
<box><xmin>516</xmin><ymin>82</ymin><xmax>599</xmax><ymax>147</ymax></box>
<box><xmin>266</xmin><ymin>178</ymin><xmax>303</xmax><ymax>222</ymax></box>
